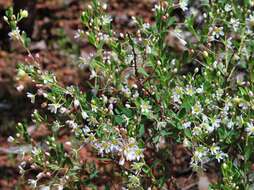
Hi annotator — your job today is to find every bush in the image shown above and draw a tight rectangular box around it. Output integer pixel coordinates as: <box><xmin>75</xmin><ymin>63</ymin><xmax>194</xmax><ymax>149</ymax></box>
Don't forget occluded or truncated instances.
<box><xmin>4</xmin><ymin>0</ymin><xmax>254</xmax><ymax>189</ymax></box>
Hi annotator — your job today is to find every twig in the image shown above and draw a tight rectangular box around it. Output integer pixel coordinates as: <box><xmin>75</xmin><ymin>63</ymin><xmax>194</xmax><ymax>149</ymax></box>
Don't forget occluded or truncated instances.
<box><xmin>127</xmin><ymin>33</ymin><xmax>138</xmax><ymax>78</ymax></box>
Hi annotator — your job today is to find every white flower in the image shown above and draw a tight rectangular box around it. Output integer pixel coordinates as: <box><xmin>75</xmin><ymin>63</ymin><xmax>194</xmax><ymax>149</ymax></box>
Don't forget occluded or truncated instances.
<box><xmin>146</xmin><ymin>45</ymin><xmax>152</xmax><ymax>54</ymax></box>
<box><xmin>172</xmin><ymin>91</ymin><xmax>181</xmax><ymax>104</ymax></box>
<box><xmin>108</xmin><ymin>103</ymin><xmax>114</xmax><ymax>111</ymax></box>
<box><xmin>79</xmin><ymin>54</ymin><xmax>93</xmax><ymax>66</ymax></box>
<box><xmin>192</xmin><ymin>126</ymin><xmax>203</xmax><ymax>136</ymax></box>
<box><xmin>89</xmin><ymin>69</ymin><xmax>97</xmax><ymax>79</ymax></box>
<box><xmin>123</xmin><ymin>138</ymin><xmax>143</xmax><ymax>161</ymax></box>
<box><xmin>179</xmin><ymin>0</ymin><xmax>188</xmax><ymax>11</ymax></box>
<box><xmin>183</xmin><ymin>138</ymin><xmax>191</xmax><ymax>147</ymax></box>
<box><xmin>227</xmin><ymin>120</ymin><xmax>234</xmax><ymax>129</ymax></box>
<box><xmin>98</xmin><ymin>32</ymin><xmax>110</xmax><ymax>42</ymax></box>
<box><xmin>191</xmin><ymin>146</ymin><xmax>209</xmax><ymax>166</ymax></box>
<box><xmin>74</xmin><ymin>29</ymin><xmax>84</xmax><ymax>39</ymax></box>
<box><xmin>28</xmin><ymin>179</ymin><xmax>37</xmax><ymax>188</ymax></box>
<box><xmin>101</xmin><ymin>15</ymin><xmax>112</xmax><ymax>25</ymax></box>
<box><xmin>196</xmin><ymin>86</ymin><xmax>204</xmax><ymax>94</ymax></box>
<box><xmin>16</xmin><ymin>84</ymin><xmax>24</xmax><ymax>92</ymax></box>
<box><xmin>183</xmin><ymin>121</ymin><xmax>191</xmax><ymax>129</ymax></box>
<box><xmin>119</xmin><ymin>156</ymin><xmax>125</xmax><ymax>166</ymax></box>
<box><xmin>226</xmin><ymin>37</ymin><xmax>233</xmax><ymax>49</ymax></box>
<box><xmin>246</xmin><ymin>122</ymin><xmax>254</xmax><ymax>135</ymax></box>
<box><xmin>192</xmin><ymin>102</ymin><xmax>203</xmax><ymax>115</ymax></box>
<box><xmin>66</xmin><ymin>120</ymin><xmax>78</xmax><ymax>129</ymax></box>
<box><xmin>202</xmin><ymin>122</ymin><xmax>214</xmax><ymax>133</ymax></box>
<box><xmin>210</xmin><ymin>144</ymin><xmax>227</xmax><ymax>162</ymax></box>
<box><xmin>27</xmin><ymin>92</ymin><xmax>36</xmax><ymax>104</ymax></box>
<box><xmin>230</xmin><ymin>18</ymin><xmax>240</xmax><ymax>32</ymax></box>
<box><xmin>211</xmin><ymin>118</ymin><xmax>221</xmax><ymax>129</ymax></box>
<box><xmin>142</xmin><ymin>23</ymin><xmax>150</xmax><ymax>30</ymax></box>
<box><xmin>48</xmin><ymin>103</ymin><xmax>61</xmax><ymax>114</ymax></box>
<box><xmin>125</xmin><ymin>103</ymin><xmax>131</xmax><ymax>108</ymax></box>
<box><xmin>3</xmin><ymin>16</ymin><xmax>8</xmax><ymax>22</ymax></box>
<box><xmin>215</xmin><ymin>151</ymin><xmax>227</xmax><ymax>162</ymax></box>
<box><xmin>202</xmin><ymin>114</ymin><xmax>209</xmax><ymax>123</ymax></box>
<box><xmin>210</xmin><ymin>145</ymin><xmax>220</xmax><ymax>155</ymax></box>
<box><xmin>8</xmin><ymin>27</ymin><xmax>21</xmax><ymax>41</ymax></box>
<box><xmin>210</xmin><ymin>26</ymin><xmax>224</xmax><ymax>40</ymax></box>
<box><xmin>59</xmin><ymin>107</ymin><xmax>68</xmax><ymax>114</ymax></box>
<box><xmin>224</xmin><ymin>4</ymin><xmax>232</xmax><ymax>12</ymax></box>
<box><xmin>74</xmin><ymin>99</ymin><xmax>80</xmax><ymax>108</ymax></box>
<box><xmin>185</xmin><ymin>85</ymin><xmax>194</xmax><ymax>96</ymax></box>
<box><xmin>7</xmin><ymin>136</ymin><xmax>15</xmax><ymax>143</ymax></box>
<box><xmin>102</xmin><ymin>3</ymin><xmax>107</xmax><ymax>10</ymax></box>
<box><xmin>140</xmin><ymin>101</ymin><xmax>152</xmax><ymax>115</ymax></box>
<box><xmin>82</xmin><ymin>125</ymin><xmax>90</xmax><ymax>134</ymax></box>
<box><xmin>81</xmin><ymin>111</ymin><xmax>89</xmax><ymax>119</ymax></box>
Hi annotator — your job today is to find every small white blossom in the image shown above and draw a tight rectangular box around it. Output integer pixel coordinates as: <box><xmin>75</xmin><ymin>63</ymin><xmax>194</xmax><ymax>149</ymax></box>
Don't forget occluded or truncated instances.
<box><xmin>82</xmin><ymin>125</ymin><xmax>91</xmax><ymax>134</ymax></box>
<box><xmin>8</xmin><ymin>27</ymin><xmax>21</xmax><ymax>41</ymax></box>
<box><xmin>182</xmin><ymin>121</ymin><xmax>191</xmax><ymax>129</ymax></box>
<box><xmin>119</xmin><ymin>156</ymin><xmax>125</xmax><ymax>165</ymax></box>
<box><xmin>227</xmin><ymin>120</ymin><xmax>234</xmax><ymax>129</ymax></box>
<box><xmin>140</xmin><ymin>101</ymin><xmax>152</xmax><ymax>115</ymax></box>
<box><xmin>7</xmin><ymin>136</ymin><xmax>15</xmax><ymax>143</ymax></box>
<box><xmin>224</xmin><ymin>4</ymin><xmax>232</xmax><ymax>12</ymax></box>
<box><xmin>179</xmin><ymin>0</ymin><xmax>188</xmax><ymax>11</ymax></box>
<box><xmin>102</xmin><ymin>3</ymin><xmax>107</xmax><ymax>10</ymax></box>
<box><xmin>192</xmin><ymin>126</ymin><xmax>203</xmax><ymax>136</ymax></box>
<box><xmin>74</xmin><ymin>29</ymin><xmax>84</xmax><ymax>39</ymax></box>
<box><xmin>101</xmin><ymin>15</ymin><xmax>112</xmax><ymax>25</ymax></box>
<box><xmin>28</xmin><ymin>179</ymin><xmax>37</xmax><ymax>188</ymax></box>
<box><xmin>124</xmin><ymin>139</ymin><xmax>143</xmax><ymax>161</ymax></box>
<box><xmin>16</xmin><ymin>84</ymin><xmax>24</xmax><ymax>92</ymax></box>
<box><xmin>66</xmin><ymin>120</ymin><xmax>78</xmax><ymax>129</ymax></box>
<box><xmin>74</xmin><ymin>99</ymin><xmax>80</xmax><ymax>109</ymax></box>
<box><xmin>48</xmin><ymin>103</ymin><xmax>61</xmax><ymax>114</ymax></box>
<box><xmin>191</xmin><ymin>146</ymin><xmax>209</xmax><ymax>167</ymax></box>
<box><xmin>81</xmin><ymin>111</ymin><xmax>89</xmax><ymax>119</ymax></box>
<box><xmin>192</xmin><ymin>102</ymin><xmax>203</xmax><ymax>115</ymax></box>
<box><xmin>246</xmin><ymin>122</ymin><xmax>254</xmax><ymax>135</ymax></box>
<box><xmin>210</xmin><ymin>145</ymin><xmax>220</xmax><ymax>155</ymax></box>
<box><xmin>215</xmin><ymin>151</ymin><xmax>227</xmax><ymax>162</ymax></box>
<box><xmin>59</xmin><ymin>107</ymin><xmax>68</xmax><ymax>114</ymax></box>
<box><xmin>27</xmin><ymin>92</ymin><xmax>36</xmax><ymax>104</ymax></box>
<box><xmin>210</xmin><ymin>26</ymin><xmax>224</xmax><ymax>40</ymax></box>
<box><xmin>230</xmin><ymin>18</ymin><xmax>240</xmax><ymax>32</ymax></box>
<box><xmin>89</xmin><ymin>69</ymin><xmax>97</xmax><ymax>79</ymax></box>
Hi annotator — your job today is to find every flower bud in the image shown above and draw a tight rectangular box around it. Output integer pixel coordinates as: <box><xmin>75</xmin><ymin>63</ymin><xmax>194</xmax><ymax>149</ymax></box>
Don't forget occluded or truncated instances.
<box><xmin>203</xmin><ymin>50</ymin><xmax>208</xmax><ymax>57</ymax></box>
<box><xmin>3</xmin><ymin>16</ymin><xmax>8</xmax><ymax>22</ymax></box>
<box><xmin>102</xmin><ymin>3</ymin><xmax>107</xmax><ymax>10</ymax></box>
<box><xmin>20</xmin><ymin>10</ymin><xmax>28</xmax><ymax>18</ymax></box>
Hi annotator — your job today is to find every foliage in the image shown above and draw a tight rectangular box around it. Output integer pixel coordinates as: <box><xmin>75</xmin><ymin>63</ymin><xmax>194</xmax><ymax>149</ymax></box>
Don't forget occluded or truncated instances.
<box><xmin>4</xmin><ymin>0</ymin><xmax>254</xmax><ymax>189</ymax></box>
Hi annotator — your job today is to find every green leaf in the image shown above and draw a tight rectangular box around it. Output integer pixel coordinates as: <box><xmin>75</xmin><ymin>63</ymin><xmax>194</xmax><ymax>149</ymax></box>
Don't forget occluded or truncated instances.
<box><xmin>115</xmin><ymin>115</ymin><xmax>125</xmax><ymax>125</ymax></box>
<box><xmin>139</xmin><ymin>124</ymin><xmax>145</xmax><ymax>137</ymax></box>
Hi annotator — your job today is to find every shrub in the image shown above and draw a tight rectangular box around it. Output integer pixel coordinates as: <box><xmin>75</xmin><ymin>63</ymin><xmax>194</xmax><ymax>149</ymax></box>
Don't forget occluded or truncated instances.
<box><xmin>4</xmin><ymin>0</ymin><xmax>254</xmax><ymax>189</ymax></box>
